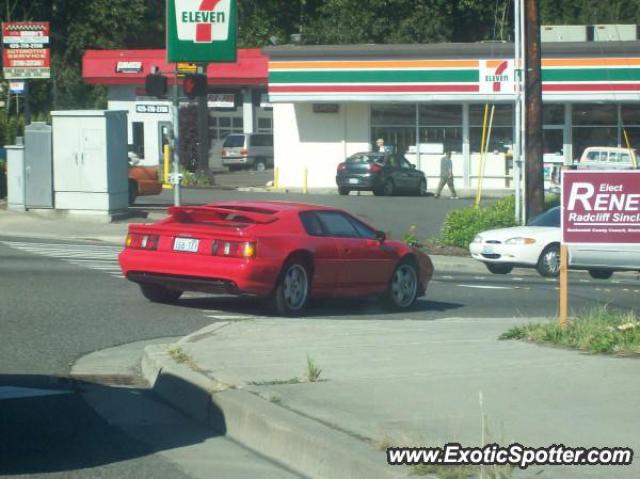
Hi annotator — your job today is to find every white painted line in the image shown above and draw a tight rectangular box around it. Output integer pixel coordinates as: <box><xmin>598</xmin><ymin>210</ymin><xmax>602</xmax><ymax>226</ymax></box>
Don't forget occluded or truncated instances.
<box><xmin>457</xmin><ymin>284</ymin><xmax>514</xmax><ymax>290</ymax></box>
<box><xmin>441</xmin><ymin>275</ymin><xmax>455</xmax><ymax>280</ymax></box>
<box><xmin>205</xmin><ymin>315</ymin><xmax>253</xmax><ymax>320</ymax></box>
<box><xmin>512</xmin><ymin>277</ymin><xmax>524</xmax><ymax>281</ymax></box>
<box><xmin>0</xmin><ymin>386</ymin><xmax>71</xmax><ymax>400</ymax></box>
<box><xmin>473</xmin><ymin>276</ymin><xmax>487</xmax><ymax>280</ymax></box>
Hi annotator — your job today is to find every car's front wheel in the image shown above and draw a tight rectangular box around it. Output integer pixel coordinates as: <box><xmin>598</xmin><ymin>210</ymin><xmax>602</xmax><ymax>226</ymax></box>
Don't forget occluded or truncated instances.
<box><xmin>274</xmin><ymin>259</ymin><xmax>311</xmax><ymax>316</ymax></box>
<box><xmin>588</xmin><ymin>269</ymin><xmax>613</xmax><ymax>280</ymax></box>
<box><xmin>139</xmin><ymin>283</ymin><xmax>183</xmax><ymax>304</ymax></box>
<box><xmin>386</xmin><ymin>260</ymin><xmax>419</xmax><ymax>309</ymax></box>
<box><xmin>536</xmin><ymin>244</ymin><xmax>560</xmax><ymax>278</ymax></box>
<box><xmin>486</xmin><ymin>263</ymin><xmax>513</xmax><ymax>275</ymax></box>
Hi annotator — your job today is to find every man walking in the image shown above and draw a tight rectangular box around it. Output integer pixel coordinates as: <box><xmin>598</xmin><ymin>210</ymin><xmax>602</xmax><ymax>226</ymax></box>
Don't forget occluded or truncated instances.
<box><xmin>434</xmin><ymin>151</ymin><xmax>458</xmax><ymax>199</ymax></box>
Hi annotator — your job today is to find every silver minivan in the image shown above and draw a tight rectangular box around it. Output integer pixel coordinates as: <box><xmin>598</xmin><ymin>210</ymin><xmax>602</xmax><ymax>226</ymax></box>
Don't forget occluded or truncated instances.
<box><xmin>221</xmin><ymin>133</ymin><xmax>274</xmax><ymax>171</ymax></box>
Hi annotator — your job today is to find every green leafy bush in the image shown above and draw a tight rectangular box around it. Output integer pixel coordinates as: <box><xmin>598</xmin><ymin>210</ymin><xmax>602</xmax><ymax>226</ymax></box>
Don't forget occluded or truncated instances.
<box><xmin>440</xmin><ymin>196</ymin><xmax>517</xmax><ymax>248</ymax></box>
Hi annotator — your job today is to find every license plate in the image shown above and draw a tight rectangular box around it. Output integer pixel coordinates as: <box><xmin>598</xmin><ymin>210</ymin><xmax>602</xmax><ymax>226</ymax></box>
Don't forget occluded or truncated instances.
<box><xmin>174</xmin><ymin>237</ymin><xmax>199</xmax><ymax>253</ymax></box>
<box><xmin>482</xmin><ymin>245</ymin><xmax>495</xmax><ymax>254</ymax></box>
<box><xmin>348</xmin><ymin>178</ymin><xmax>360</xmax><ymax>184</ymax></box>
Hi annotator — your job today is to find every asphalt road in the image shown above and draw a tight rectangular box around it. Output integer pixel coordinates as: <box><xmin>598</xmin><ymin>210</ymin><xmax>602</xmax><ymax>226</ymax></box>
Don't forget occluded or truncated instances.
<box><xmin>132</xmin><ymin>186</ymin><xmax>478</xmax><ymax>242</ymax></box>
<box><xmin>0</xmin><ymin>239</ymin><xmax>301</xmax><ymax>479</ymax></box>
<box><xmin>1</xmin><ymin>237</ymin><xmax>637</xmax><ymax>478</ymax></box>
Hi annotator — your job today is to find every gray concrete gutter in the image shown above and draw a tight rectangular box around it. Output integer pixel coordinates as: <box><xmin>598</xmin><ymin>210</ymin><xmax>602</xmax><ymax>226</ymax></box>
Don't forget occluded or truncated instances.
<box><xmin>141</xmin><ymin>345</ymin><xmax>410</xmax><ymax>479</ymax></box>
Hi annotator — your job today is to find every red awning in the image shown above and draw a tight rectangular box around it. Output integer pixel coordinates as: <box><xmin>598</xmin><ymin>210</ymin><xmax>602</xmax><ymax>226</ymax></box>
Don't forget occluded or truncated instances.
<box><xmin>82</xmin><ymin>48</ymin><xmax>268</xmax><ymax>86</ymax></box>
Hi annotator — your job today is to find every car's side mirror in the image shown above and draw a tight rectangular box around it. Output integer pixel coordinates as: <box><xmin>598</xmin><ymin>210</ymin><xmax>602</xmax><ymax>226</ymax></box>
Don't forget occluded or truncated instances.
<box><xmin>375</xmin><ymin>230</ymin><xmax>386</xmax><ymax>243</ymax></box>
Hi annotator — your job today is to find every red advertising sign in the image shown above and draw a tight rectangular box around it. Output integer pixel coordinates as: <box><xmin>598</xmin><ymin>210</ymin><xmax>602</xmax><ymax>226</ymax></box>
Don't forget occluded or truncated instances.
<box><xmin>2</xmin><ymin>21</ymin><xmax>50</xmax><ymax>79</ymax></box>
<box><xmin>562</xmin><ymin>170</ymin><xmax>640</xmax><ymax>244</ymax></box>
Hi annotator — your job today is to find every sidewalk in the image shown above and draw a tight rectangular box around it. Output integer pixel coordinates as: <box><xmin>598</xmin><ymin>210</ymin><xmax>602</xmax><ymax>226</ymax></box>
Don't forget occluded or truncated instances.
<box><xmin>143</xmin><ymin>317</ymin><xmax>640</xmax><ymax>479</ymax></box>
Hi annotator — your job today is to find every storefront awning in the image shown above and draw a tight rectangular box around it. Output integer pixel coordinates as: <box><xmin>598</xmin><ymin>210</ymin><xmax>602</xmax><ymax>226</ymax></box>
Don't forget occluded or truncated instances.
<box><xmin>83</xmin><ymin>48</ymin><xmax>268</xmax><ymax>86</ymax></box>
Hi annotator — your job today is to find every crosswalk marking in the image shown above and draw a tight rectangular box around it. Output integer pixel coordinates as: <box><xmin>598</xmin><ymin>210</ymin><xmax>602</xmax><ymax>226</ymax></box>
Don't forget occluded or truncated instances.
<box><xmin>1</xmin><ymin>240</ymin><xmax>124</xmax><ymax>278</ymax></box>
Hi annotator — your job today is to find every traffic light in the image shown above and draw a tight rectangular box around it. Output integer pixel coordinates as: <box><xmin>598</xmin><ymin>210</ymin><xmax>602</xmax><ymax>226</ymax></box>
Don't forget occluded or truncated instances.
<box><xmin>145</xmin><ymin>73</ymin><xmax>168</xmax><ymax>97</ymax></box>
<box><xmin>183</xmin><ymin>73</ymin><xmax>208</xmax><ymax>99</ymax></box>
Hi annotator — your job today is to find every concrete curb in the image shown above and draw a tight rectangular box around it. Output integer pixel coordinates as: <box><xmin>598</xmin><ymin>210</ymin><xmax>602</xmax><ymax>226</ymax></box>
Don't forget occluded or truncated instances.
<box><xmin>142</xmin><ymin>344</ymin><xmax>409</xmax><ymax>479</ymax></box>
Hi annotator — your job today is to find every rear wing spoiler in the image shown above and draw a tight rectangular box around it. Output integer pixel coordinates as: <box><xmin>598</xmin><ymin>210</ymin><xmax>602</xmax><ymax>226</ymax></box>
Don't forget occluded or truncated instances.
<box><xmin>165</xmin><ymin>206</ymin><xmax>278</xmax><ymax>225</ymax></box>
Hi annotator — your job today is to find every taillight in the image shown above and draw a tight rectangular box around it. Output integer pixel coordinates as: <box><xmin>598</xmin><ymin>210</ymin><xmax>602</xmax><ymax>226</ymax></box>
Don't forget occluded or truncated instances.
<box><xmin>126</xmin><ymin>233</ymin><xmax>159</xmax><ymax>251</ymax></box>
<box><xmin>337</xmin><ymin>162</ymin><xmax>346</xmax><ymax>172</ymax></box>
<box><xmin>212</xmin><ymin>240</ymin><xmax>256</xmax><ymax>258</ymax></box>
<box><xmin>369</xmin><ymin>162</ymin><xmax>383</xmax><ymax>173</ymax></box>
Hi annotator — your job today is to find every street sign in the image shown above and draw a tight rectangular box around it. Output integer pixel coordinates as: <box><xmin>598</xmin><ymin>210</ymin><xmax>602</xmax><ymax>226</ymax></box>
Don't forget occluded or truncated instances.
<box><xmin>9</xmin><ymin>81</ymin><xmax>25</xmax><ymax>94</ymax></box>
<box><xmin>2</xmin><ymin>22</ymin><xmax>50</xmax><ymax>79</ymax></box>
<box><xmin>562</xmin><ymin>170</ymin><xmax>640</xmax><ymax>245</ymax></box>
<box><xmin>176</xmin><ymin>62</ymin><xmax>198</xmax><ymax>75</ymax></box>
<box><xmin>166</xmin><ymin>0</ymin><xmax>237</xmax><ymax>63</ymax></box>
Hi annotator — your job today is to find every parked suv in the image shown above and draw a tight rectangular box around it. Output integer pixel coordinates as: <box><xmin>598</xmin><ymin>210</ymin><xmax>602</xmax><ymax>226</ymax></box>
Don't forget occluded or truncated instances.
<box><xmin>222</xmin><ymin>133</ymin><xmax>274</xmax><ymax>171</ymax></box>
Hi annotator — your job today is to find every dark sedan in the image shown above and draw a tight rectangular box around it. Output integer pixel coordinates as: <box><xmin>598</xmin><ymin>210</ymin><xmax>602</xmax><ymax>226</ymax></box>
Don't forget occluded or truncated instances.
<box><xmin>336</xmin><ymin>152</ymin><xmax>427</xmax><ymax>196</ymax></box>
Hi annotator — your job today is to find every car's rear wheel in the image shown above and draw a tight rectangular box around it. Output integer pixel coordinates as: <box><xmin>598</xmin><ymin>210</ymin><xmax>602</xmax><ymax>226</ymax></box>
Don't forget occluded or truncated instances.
<box><xmin>486</xmin><ymin>263</ymin><xmax>513</xmax><ymax>275</ymax></box>
<box><xmin>128</xmin><ymin>180</ymin><xmax>137</xmax><ymax>205</ymax></box>
<box><xmin>386</xmin><ymin>260</ymin><xmax>419</xmax><ymax>309</ymax></box>
<box><xmin>536</xmin><ymin>244</ymin><xmax>560</xmax><ymax>278</ymax></box>
<box><xmin>383</xmin><ymin>179</ymin><xmax>395</xmax><ymax>196</ymax></box>
<box><xmin>416</xmin><ymin>179</ymin><xmax>427</xmax><ymax>196</ymax></box>
<box><xmin>139</xmin><ymin>283</ymin><xmax>182</xmax><ymax>304</ymax></box>
<box><xmin>588</xmin><ymin>269</ymin><xmax>613</xmax><ymax>280</ymax></box>
<box><xmin>338</xmin><ymin>187</ymin><xmax>350</xmax><ymax>196</ymax></box>
<box><xmin>274</xmin><ymin>259</ymin><xmax>311</xmax><ymax>316</ymax></box>
<box><xmin>255</xmin><ymin>159</ymin><xmax>266</xmax><ymax>172</ymax></box>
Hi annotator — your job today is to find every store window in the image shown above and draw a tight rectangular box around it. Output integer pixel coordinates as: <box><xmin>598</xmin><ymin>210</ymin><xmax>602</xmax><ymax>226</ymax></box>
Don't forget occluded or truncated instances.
<box><xmin>572</xmin><ymin>103</ymin><xmax>617</xmax><ymax>159</ymax></box>
<box><xmin>621</xmin><ymin>105</ymin><xmax>640</xmax><ymax>151</ymax></box>
<box><xmin>131</xmin><ymin>122</ymin><xmax>144</xmax><ymax>158</ymax></box>
<box><xmin>543</xmin><ymin>104</ymin><xmax>564</xmax><ymax>125</ymax></box>
<box><xmin>469</xmin><ymin>104</ymin><xmax>513</xmax><ymax>154</ymax></box>
<box><xmin>371</xmin><ymin>104</ymin><xmax>416</xmax><ymax>155</ymax></box>
<box><xmin>209</xmin><ymin>115</ymin><xmax>243</xmax><ymax>142</ymax></box>
<box><xmin>418</xmin><ymin>105</ymin><xmax>463</xmax><ymax>152</ymax></box>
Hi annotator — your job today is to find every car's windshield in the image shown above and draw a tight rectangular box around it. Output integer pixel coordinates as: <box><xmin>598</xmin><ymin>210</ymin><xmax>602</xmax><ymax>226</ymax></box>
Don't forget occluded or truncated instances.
<box><xmin>223</xmin><ymin>135</ymin><xmax>245</xmax><ymax>148</ymax></box>
<box><xmin>527</xmin><ymin>207</ymin><xmax>560</xmax><ymax>227</ymax></box>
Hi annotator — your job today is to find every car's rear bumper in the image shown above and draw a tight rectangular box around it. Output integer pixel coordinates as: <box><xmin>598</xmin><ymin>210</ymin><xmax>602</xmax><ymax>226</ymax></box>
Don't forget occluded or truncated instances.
<box><xmin>223</xmin><ymin>157</ymin><xmax>253</xmax><ymax>166</ymax></box>
<box><xmin>119</xmin><ymin>249</ymin><xmax>279</xmax><ymax>296</ymax></box>
<box><xmin>336</xmin><ymin>173</ymin><xmax>383</xmax><ymax>190</ymax></box>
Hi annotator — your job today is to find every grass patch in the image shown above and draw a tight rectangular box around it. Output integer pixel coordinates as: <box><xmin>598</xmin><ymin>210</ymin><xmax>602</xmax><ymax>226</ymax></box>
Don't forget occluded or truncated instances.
<box><xmin>167</xmin><ymin>345</ymin><xmax>200</xmax><ymax>371</ymax></box>
<box><xmin>499</xmin><ymin>306</ymin><xmax>640</xmax><ymax>356</ymax></box>
<box><xmin>305</xmin><ymin>355</ymin><xmax>323</xmax><ymax>382</ymax></box>
<box><xmin>413</xmin><ymin>463</ymin><xmax>512</xmax><ymax>479</ymax></box>
<box><xmin>248</xmin><ymin>378</ymin><xmax>301</xmax><ymax>386</ymax></box>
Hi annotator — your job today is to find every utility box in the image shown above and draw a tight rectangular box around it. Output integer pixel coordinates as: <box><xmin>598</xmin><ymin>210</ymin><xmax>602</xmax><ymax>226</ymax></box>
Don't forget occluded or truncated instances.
<box><xmin>51</xmin><ymin>110</ymin><xmax>129</xmax><ymax>216</ymax></box>
<box><xmin>593</xmin><ymin>24</ymin><xmax>637</xmax><ymax>42</ymax></box>
<box><xmin>6</xmin><ymin>144</ymin><xmax>25</xmax><ymax>210</ymax></box>
<box><xmin>24</xmin><ymin>122</ymin><xmax>54</xmax><ymax>209</ymax></box>
<box><xmin>541</xmin><ymin>25</ymin><xmax>587</xmax><ymax>42</ymax></box>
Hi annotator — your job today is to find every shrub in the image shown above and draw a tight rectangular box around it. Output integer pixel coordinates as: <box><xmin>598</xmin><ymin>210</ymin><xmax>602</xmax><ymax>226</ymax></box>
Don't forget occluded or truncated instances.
<box><xmin>440</xmin><ymin>196</ymin><xmax>517</xmax><ymax>248</ymax></box>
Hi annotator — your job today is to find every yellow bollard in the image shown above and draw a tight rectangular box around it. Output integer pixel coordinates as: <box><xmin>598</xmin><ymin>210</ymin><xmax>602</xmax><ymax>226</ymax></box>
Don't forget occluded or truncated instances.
<box><xmin>303</xmin><ymin>167</ymin><xmax>308</xmax><ymax>194</ymax></box>
<box><xmin>274</xmin><ymin>167</ymin><xmax>280</xmax><ymax>190</ymax></box>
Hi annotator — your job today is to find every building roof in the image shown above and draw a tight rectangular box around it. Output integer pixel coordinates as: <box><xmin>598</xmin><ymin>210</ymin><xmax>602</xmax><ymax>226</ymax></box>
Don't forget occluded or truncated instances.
<box><xmin>82</xmin><ymin>48</ymin><xmax>268</xmax><ymax>86</ymax></box>
<box><xmin>263</xmin><ymin>41</ymin><xmax>640</xmax><ymax>60</ymax></box>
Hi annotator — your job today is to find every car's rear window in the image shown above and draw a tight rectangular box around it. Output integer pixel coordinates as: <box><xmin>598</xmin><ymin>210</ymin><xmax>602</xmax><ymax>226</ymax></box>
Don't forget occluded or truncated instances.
<box><xmin>223</xmin><ymin>135</ymin><xmax>245</xmax><ymax>148</ymax></box>
<box><xmin>346</xmin><ymin>153</ymin><xmax>385</xmax><ymax>164</ymax></box>
<box><xmin>250</xmin><ymin>135</ymin><xmax>273</xmax><ymax>147</ymax></box>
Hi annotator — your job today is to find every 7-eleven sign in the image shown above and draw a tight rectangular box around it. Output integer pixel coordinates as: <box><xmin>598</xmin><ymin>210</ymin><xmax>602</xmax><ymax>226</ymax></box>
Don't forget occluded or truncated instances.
<box><xmin>167</xmin><ymin>0</ymin><xmax>237</xmax><ymax>63</ymax></box>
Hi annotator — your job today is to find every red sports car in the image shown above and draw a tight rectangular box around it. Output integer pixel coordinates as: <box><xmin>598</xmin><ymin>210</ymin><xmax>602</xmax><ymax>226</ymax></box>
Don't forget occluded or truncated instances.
<box><xmin>118</xmin><ymin>201</ymin><xmax>434</xmax><ymax>316</ymax></box>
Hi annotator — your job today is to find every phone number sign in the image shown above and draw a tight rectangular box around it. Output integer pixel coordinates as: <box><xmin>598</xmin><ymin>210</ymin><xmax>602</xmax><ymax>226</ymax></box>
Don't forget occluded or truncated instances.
<box><xmin>2</xmin><ymin>22</ymin><xmax>50</xmax><ymax>79</ymax></box>
<box><xmin>562</xmin><ymin>170</ymin><xmax>640</xmax><ymax>245</ymax></box>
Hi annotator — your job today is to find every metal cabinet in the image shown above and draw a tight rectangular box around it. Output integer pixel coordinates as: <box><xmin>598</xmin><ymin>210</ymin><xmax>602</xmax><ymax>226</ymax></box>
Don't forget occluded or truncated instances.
<box><xmin>51</xmin><ymin>110</ymin><xmax>129</xmax><ymax>212</ymax></box>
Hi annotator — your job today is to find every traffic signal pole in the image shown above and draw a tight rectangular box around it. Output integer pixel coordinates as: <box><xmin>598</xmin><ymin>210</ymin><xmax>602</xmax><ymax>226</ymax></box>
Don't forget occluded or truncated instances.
<box><xmin>196</xmin><ymin>63</ymin><xmax>210</xmax><ymax>175</ymax></box>
<box><xmin>172</xmin><ymin>71</ymin><xmax>182</xmax><ymax>206</ymax></box>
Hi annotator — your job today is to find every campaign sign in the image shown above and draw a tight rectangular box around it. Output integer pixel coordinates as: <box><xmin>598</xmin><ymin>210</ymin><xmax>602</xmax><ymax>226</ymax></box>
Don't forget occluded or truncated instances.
<box><xmin>562</xmin><ymin>170</ymin><xmax>640</xmax><ymax>245</ymax></box>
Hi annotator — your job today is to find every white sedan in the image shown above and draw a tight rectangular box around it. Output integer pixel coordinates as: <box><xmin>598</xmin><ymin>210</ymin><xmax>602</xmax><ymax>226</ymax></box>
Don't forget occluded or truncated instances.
<box><xmin>469</xmin><ymin>207</ymin><xmax>640</xmax><ymax>279</ymax></box>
